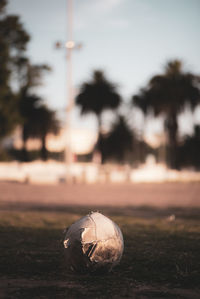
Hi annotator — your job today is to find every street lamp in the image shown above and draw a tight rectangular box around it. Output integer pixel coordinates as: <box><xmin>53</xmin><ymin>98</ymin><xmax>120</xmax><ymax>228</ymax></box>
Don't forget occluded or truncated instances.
<box><xmin>55</xmin><ymin>0</ymin><xmax>82</xmax><ymax>182</ymax></box>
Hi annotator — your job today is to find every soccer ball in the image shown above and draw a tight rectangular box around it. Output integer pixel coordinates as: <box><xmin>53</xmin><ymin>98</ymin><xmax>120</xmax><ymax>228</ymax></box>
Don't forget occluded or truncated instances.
<box><xmin>63</xmin><ymin>212</ymin><xmax>124</xmax><ymax>273</ymax></box>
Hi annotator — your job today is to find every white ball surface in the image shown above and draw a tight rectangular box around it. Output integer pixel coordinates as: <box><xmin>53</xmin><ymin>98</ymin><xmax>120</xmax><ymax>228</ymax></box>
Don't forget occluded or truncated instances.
<box><xmin>63</xmin><ymin>212</ymin><xmax>124</xmax><ymax>273</ymax></box>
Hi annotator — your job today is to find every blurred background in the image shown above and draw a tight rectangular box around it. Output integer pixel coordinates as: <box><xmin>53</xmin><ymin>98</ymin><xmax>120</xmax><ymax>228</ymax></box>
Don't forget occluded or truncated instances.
<box><xmin>0</xmin><ymin>0</ymin><xmax>200</xmax><ymax>183</ymax></box>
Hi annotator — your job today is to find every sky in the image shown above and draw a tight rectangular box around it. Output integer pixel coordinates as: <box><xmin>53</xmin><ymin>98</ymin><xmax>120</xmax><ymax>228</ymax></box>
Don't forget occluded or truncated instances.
<box><xmin>7</xmin><ymin>0</ymin><xmax>200</xmax><ymax>143</ymax></box>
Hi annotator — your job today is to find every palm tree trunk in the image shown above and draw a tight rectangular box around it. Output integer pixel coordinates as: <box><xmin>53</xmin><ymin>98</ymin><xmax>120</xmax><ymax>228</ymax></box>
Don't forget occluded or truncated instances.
<box><xmin>22</xmin><ymin>126</ymin><xmax>28</xmax><ymax>161</ymax></box>
<box><xmin>94</xmin><ymin>115</ymin><xmax>103</xmax><ymax>164</ymax></box>
<box><xmin>166</xmin><ymin>112</ymin><xmax>179</xmax><ymax>169</ymax></box>
<box><xmin>41</xmin><ymin>134</ymin><xmax>48</xmax><ymax>161</ymax></box>
<box><xmin>97</xmin><ymin>114</ymin><xmax>103</xmax><ymax>135</ymax></box>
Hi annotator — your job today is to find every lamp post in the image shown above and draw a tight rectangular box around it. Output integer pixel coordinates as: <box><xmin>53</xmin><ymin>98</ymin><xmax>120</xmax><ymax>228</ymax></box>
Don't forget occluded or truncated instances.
<box><xmin>56</xmin><ymin>0</ymin><xmax>82</xmax><ymax>182</ymax></box>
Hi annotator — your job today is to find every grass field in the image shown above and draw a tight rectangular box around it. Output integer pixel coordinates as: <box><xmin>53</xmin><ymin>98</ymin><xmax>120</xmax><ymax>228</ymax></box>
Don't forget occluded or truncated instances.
<box><xmin>0</xmin><ymin>182</ymin><xmax>200</xmax><ymax>298</ymax></box>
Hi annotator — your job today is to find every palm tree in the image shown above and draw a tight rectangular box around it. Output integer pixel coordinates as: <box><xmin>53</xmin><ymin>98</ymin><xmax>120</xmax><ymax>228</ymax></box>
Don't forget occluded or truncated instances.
<box><xmin>76</xmin><ymin>70</ymin><xmax>121</xmax><ymax>137</ymax></box>
<box><xmin>17</xmin><ymin>59</ymin><xmax>56</xmax><ymax>160</ymax></box>
<box><xmin>180</xmin><ymin>125</ymin><xmax>200</xmax><ymax>169</ymax></box>
<box><xmin>132</xmin><ymin>60</ymin><xmax>200</xmax><ymax>169</ymax></box>
<box><xmin>0</xmin><ymin>1</ymin><xmax>30</xmax><ymax>142</ymax></box>
<box><xmin>98</xmin><ymin>115</ymin><xmax>133</xmax><ymax>163</ymax></box>
<box><xmin>20</xmin><ymin>94</ymin><xmax>59</xmax><ymax>161</ymax></box>
<box><xmin>19</xmin><ymin>94</ymin><xmax>40</xmax><ymax>161</ymax></box>
<box><xmin>32</xmin><ymin>105</ymin><xmax>60</xmax><ymax>160</ymax></box>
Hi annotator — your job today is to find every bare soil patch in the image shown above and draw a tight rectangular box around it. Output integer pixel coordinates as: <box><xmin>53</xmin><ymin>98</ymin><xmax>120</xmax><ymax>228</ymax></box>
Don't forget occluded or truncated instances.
<box><xmin>0</xmin><ymin>181</ymin><xmax>200</xmax><ymax>208</ymax></box>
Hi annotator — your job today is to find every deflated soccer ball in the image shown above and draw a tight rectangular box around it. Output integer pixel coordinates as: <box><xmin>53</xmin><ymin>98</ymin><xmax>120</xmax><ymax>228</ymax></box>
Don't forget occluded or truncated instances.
<box><xmin>63</xmin><ymin>212</ymin><xmax>124</xmax><ymax>273</ymax></box>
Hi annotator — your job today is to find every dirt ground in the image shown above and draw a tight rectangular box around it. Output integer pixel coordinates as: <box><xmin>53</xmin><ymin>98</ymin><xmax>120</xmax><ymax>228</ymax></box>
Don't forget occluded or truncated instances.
<box><xmin>0</xmin><ymin>181</ymin><xmax>200</xmax><ymax>208</ymax></box>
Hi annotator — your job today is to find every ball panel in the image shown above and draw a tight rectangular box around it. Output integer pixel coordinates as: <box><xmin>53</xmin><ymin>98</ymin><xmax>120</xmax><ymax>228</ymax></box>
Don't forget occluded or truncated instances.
<box><xmin>90</xmin><ymin>212</ymin><xmax>117</xmax><ymax>241</ymax></box>
<box><xmin>81</xmin><ymin>227</ymin><xmax>96</xmax><ymax>244</ymax></box>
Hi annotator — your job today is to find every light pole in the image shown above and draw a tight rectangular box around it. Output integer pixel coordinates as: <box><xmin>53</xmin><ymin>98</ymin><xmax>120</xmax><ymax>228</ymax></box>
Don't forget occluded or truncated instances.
<box><xmin>56</xmin><ymin>0</ymin><xmax>82</xmax><ymax>182</ymax></box>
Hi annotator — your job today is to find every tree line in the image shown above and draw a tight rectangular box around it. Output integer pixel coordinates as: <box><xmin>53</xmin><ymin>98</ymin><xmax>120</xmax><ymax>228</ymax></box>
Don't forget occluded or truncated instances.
<box><xmin>1</xmin><ymin>0</ymin><xmax>200</xmax><ymax>169</ymax></box>
<box><xmin>75</xmin><ymin>64</ymin><xmax>200</xmax><ymax>169</ymax></box>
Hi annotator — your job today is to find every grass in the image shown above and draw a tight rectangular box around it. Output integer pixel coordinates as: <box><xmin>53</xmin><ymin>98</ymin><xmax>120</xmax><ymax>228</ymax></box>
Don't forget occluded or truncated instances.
<box><xmin>0</xmin><ymin>205</ymin><xmax>200</xmax><ymax>298</ymax></box>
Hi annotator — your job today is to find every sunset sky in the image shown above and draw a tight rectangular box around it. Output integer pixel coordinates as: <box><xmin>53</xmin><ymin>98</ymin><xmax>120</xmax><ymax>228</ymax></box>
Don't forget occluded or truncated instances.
<box><xmin>7</xmin><ymin>0</ymin><xmax>200</xmax><ymax>140</ymax></box>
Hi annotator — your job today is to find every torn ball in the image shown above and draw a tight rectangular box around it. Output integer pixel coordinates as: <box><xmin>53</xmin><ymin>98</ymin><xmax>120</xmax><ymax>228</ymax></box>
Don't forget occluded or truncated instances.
<box><xmin>63</xmin><ymin>212</ymin><xmax>124</xmax><ymax>273</ymax></box>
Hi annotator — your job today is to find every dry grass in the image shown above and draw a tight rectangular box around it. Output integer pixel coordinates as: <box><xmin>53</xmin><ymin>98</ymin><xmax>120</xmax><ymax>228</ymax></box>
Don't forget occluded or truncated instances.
<box><xmin>0</xmin><ymin>182</ymin><xmax>200</xmax><ymax>298</ymax></box>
